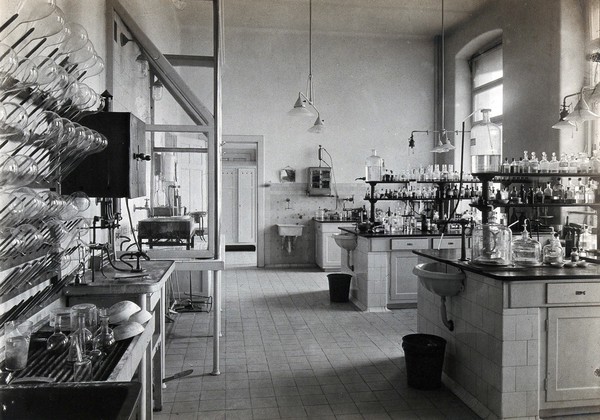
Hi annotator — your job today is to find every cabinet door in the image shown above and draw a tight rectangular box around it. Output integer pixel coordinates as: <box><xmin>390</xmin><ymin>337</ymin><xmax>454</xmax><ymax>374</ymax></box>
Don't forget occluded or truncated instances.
<box><xmin>237</xmin><ymin>168</ymin><xmax>256</xmax><ymax>243</ymax></box>
<box><xmin>546</xmin><ymin>306</ymin><xmax>600</xmax><ymax>402</ymax></box>
<box><xmin>221</xmin><ymin>168</ymin><xmax>237</xmax><ymax>243</ymax></box>
<box><xmin>389</xmin><ymin>252</ymin><xmax>419</xmax><ymax>304</ymax></box>
<box><xmin>324</xmin><ymin>233</ymin><xmax>342</xmax><ymax>268</ymax></box>
<box><xmin>315</xmin><ymin>224</ymin><xmax>324</xmax><ymax>268</ymax></box>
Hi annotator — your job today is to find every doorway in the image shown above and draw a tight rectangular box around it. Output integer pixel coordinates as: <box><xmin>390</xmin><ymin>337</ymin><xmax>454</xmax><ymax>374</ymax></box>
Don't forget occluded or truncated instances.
<box><xmin>222</xmin><ymin>135</ymin><xmax>265</xmax><ymax>267</ymax></box>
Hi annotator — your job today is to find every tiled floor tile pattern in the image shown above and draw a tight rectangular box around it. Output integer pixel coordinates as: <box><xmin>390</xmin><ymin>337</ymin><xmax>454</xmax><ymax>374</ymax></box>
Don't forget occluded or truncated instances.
<box><xmin>156</xmin><ymin>256</ymin><xmax>480</xmax><ymax>419</ymax></box>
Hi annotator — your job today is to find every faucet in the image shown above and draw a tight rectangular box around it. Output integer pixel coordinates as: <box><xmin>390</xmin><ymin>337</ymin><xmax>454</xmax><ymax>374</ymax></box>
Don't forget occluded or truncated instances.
<box><xmin>133</xmin><ymin>199</ymin><xmax>150</xmax><ymax>215</ymax></box>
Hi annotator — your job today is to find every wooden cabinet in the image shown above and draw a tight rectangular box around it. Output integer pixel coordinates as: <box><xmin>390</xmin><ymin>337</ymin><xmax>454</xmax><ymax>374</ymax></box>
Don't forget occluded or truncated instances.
<box><xmin>388</xmin><ymin>238</ymin><xmax>428</xmax><ymax>307</ymax></box>
<box><xmin>62</xmin><ymin>112</ymin><xmax>146</xmax><ymax>198</ymax></box>
<box><xmin>315</xmin><ymin>222</ymin><xmax>354</xmax><ymax>270</ymax></box>
<box><xmin>546</xmin><ymin>306</ymin><xmax>600</xmax><ymax>403</ymax></box>
<box><xmin>222</xmin><ymin>167</ymin><xmax>256</xmax><ymax>245</ymax></box>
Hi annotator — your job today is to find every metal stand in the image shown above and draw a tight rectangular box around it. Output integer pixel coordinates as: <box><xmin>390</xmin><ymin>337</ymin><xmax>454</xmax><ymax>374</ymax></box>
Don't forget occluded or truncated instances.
<box><xmin>172</xmin><ymin>272</ymin><xmax>213</xmax><ymax>313</ymax></box>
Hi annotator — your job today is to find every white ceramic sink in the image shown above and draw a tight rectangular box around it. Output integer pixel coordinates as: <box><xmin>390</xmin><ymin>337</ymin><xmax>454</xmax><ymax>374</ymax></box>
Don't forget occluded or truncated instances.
<box><xmin>413</xmin><ymin>262</ymin><xmax>465</xmax><ymax>297</ymax></box>
<box><xmin>333</xmin><ymin>234</ymin><xmax>357</xmax><ymax>251</ymax></box>
<box><xmin>276</xmin><ymin>224</ymin><xmax>304</xmax><ymax>237</ymax></box>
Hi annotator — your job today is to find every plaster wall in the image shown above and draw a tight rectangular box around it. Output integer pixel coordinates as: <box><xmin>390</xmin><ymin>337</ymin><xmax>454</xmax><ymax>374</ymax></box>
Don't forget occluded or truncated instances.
<box><xmin>442</xmin><ymin>0</ymin><xmax>587</xmax><ymax>171</ymax></box>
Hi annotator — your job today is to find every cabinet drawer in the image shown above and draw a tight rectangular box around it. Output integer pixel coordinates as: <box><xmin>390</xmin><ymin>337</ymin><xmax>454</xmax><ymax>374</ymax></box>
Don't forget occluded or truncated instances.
<box><xmin>431</xmin><ymin>238</ymin><xmax>461</xmax><ymax>249</ymax></box>
<box><xmin>547</xmin><ymin>283</ymin><xmax>600</xmax><ymax>304</ymax></box>
<box><xmin>390</xmin><ymin>238</ymin><xmax>429</xmax><ymax>250</ymax></box>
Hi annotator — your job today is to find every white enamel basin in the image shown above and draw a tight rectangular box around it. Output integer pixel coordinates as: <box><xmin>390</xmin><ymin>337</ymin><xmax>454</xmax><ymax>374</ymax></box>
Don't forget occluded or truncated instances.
<box><xmin>413</xmin><ymin>262</ymin><xmax>465</xmax><ymax>297</ymax></box>
<box><xmin>276</xmin><ymin>224</ymin><xmax>304</xmax><ymax>237</ymax></box>
<box><xmin>333</xmin><ymin>234</ymin><xmax>357</xmax><ymax>251</ymax></box>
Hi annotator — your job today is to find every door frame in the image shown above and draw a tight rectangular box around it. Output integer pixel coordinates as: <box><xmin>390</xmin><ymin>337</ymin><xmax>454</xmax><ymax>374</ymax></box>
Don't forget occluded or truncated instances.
<box><xmin>223</xmin><ymin>135</ymin><xmax>265</xmax><ymax>267</ymax></box>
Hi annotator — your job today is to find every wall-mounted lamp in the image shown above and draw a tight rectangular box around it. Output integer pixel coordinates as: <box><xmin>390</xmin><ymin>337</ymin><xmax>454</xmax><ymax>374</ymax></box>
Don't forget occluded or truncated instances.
<box><xmin>152</xmin><ymin>78</ymin><xmax>164</xmax><ymax>101</ymax></box>
<box><xmin>554</xmin><ymin>88</ymin><xmax>598</xmax><ymax>128</ymax></box>
<box><xmin>136</xmin><ymin>54</ymin><xmax>148</xmax><ymax>78</ymax></box>
<box><xmin>408</xmin><ymin>130</ymin><xmax>455</xmax><ymax>154</ymax></box>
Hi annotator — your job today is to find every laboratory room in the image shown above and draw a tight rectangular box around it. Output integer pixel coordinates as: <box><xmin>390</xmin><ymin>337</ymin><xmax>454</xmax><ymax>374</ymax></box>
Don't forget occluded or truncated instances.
<box><xmin>0</xmin><ymin>1</ymin><xmax>598</xmax><ymax>419</ymax></box>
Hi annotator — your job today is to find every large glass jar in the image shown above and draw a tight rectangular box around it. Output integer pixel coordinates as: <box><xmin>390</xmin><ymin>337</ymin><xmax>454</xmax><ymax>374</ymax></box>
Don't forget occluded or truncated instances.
<box><xmin>511</xmin><ymin>222</ymin><xmax>542</xmax><ymax>266</ymax></box>
<box><xmin>470</xmin><ymin>109</ymin><xmax>502</xmax><ymax>172</ymax></box>
<box><xmin>365</xmin><ymin>149</ymin><xmax>383</xmax><ymax>181</ymax></box>
<box><xmin>471</xmin><ymin>213</ymin><xmax>512</xmax><ymax>266</ymax></box>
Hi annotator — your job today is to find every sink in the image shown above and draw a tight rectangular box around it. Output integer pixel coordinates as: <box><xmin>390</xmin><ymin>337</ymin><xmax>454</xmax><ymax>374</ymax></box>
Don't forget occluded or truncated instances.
<box><xmin>276</xmin><ymin>224</ymin><xmax>304</xmax><ymax>237</ymax></box>
<box><xmin>413</xmin><ymin>262</ymin><xmax>465</xmax><ymax>297</ymax></box>
<box><xmin>0</xmin><ymin>382</ymin><xmax>141</xmax><ymax>420</ymax></box>
<box><xmin>333</xmin><ymin>234</ymin><xmax>357</xmax><ymax>251</ymax></box>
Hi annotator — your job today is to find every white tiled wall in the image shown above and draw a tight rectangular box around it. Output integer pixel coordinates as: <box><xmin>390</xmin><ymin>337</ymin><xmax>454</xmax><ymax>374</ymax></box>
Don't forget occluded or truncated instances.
<box><xmin>418</xmin><ymin>267</ymin><xmax>540</xmax><ymax>420</ymax></box>
<box><xmin>265</xmin><ymin>183</ymin><xmax>364</xmax><ymax>266</ymax></box>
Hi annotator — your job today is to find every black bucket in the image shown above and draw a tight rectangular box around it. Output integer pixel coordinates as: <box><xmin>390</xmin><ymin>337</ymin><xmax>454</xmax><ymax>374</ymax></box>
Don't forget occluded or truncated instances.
<box><xmin>402</xmin><ymin>334</ymin><xmax>446</xmax><ymax>390</ymax></box>
<box><xmin>326</xmin><ymin>273</ymin><xmax>352</xmax><ymax>303</ymax></box>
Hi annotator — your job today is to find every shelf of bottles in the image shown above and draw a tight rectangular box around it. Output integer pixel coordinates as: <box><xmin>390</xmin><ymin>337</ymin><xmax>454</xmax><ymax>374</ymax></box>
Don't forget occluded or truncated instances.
<box><xmin>363</xmin><ymin>164</ymin><xmax>482</xmax><ymax>223</ymax></box>
<box><xmin>0</xmin><ymin>1</ymin><xmax>107</xmax><ymax>327</ymax></box>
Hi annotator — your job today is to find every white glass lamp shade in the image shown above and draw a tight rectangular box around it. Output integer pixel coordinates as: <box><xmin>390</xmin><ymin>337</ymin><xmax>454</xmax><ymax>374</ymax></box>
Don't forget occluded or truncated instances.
<box><xmin>552</xmin><ymin>119</ymin><xmax>575</xmax><ymax>130</ymax></box>
<box><xmin>288</xmin><ymin>92</ymin><xmax>313</xmax><ymax>116</ymax></box>
<box><xmin>136</xmin><ymin>54</ymin><xmax>149</xmax><ymax>79</ymax></box>
<box><xmin>152</xmin><ymin>80</ymin><xmax>163</xmax><ymax>101</ymax></box>
<box><xmin>565</xmin><ymin>96</ymin><xmax>598</xmax><ymax>122</ymax></box>
<box><xmin>308</xmin><ymin>115</ymin><xmax>325</xmax><ymax>133</ymax></box>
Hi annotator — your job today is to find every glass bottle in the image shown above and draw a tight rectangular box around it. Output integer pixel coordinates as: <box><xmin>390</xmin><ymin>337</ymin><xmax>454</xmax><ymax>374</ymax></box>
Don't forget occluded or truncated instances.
<box><xmin>521</xmin><ymin>151</ymin><xmax>530</xmax><ymax>173</ymax></box>
<box><xmin>593</xmin><ymin>150</ymin><xmax>600</xmax><ymax>173</ymax></box>
<box><xmin>72</xmin><ymin>336</ymin><xmax>93</xmax><ymax>382</ymax></box>
<box><xmin>543</xmin><ymin>232</ymin><xmax>564</xmax><ymax>264</ymax></box>
<box><xmin>578</xmin><ymin>152</ymin><xmax>590</xmax><ymax>173</ymax></box>
<box><xmin>543</xmin><ymin>182</ymin><xmax>553</xmax><ymax>202</ymax></box>
<box><xmin>512</xmin><ymin>220</ymin><xmax>542</xmax><ymax>266</ymax></box>
<box><xmin>559</xmin><ymin>153</ymin><xmax>569</xmax><ymax>173</ymax></box>
<box><xmin>365</xmin><ymin>149</ymin><xmax>383</xmax><ymax>181</ymax></box>
<box><xmin>46</xmin><ymin>314</ymin><xmax>69</xmax><ymax>353</ymax></box>
<box><xmin>510</xmin><ymin>157</ymin><xmax>518</xmax><ymax>173</ymax></box>
<box><xmin>534</xmin><ymin>186</ymin><xmax>544</xmax><ymax>204</ymax></box>
<box><xmin>501</xmin><ymin>157</ymin><xmax>510</xmax><ymax>173</ymax></box>
<box><xmin>470</xmin><ymin>109</ymin><xmax>502</xmax><ymax>172</ymax></box>
<box><xmin>471</xmin><ymin>212</ymin><xmax>512</xmax><ymax>266</ymax></box>
<box><xmin>539</xmin><ymin>152</ymin><xmax>550</xmax><ymax>172</ymax></box>
<box><xmin>553</xmin><ymin>178</ymin><xmax>564</xmax><ymax>202</ymax></box>
<box><xmin>568</xmin><ymin>153</ymin><xmax>578</xmax><ymax>173</ymax></box>
<box><xmin>585</xmin><ymin>181</ymin><xmax>596</xmax><ymax>204</ymax></box>
<box><xmin>549</xmin><ymin>152</ymin><xmax>560</xmax><ymax>173</ymax></box>
<box><xmin>529</xmin><ymin>152</ymin><xmax>539</xmax><ymax>172</ymax></box>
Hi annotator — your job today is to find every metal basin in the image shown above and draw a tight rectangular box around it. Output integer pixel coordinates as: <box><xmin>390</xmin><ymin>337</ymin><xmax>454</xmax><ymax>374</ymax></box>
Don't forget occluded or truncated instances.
<box><xmin>413</xmin><ymin>262</ymin><xmax>465</xmax><ymax>297</ymax></box>
<box><xmin>0</xmin><ymin>381</ymin><xmax>141</xmax><ymax>420</ymax></box>
<box><xmin>333</xmin><ymin>234</ymin><xmax>357</xmax><ymax>251</ymax></box>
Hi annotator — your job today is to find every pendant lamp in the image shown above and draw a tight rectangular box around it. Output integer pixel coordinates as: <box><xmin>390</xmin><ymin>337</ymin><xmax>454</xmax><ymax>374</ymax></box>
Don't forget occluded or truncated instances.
<box><xmin>289</xmin><ymin>0</ymin><xmax>324</xmax><ymax>133</ymax></box>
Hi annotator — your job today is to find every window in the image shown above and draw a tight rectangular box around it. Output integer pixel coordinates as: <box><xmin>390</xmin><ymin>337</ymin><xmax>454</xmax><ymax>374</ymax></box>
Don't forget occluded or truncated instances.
<box><xmin>470</xmin><ymin>42</ymin><xmax>503</xmax><ymax>124</ymax></box>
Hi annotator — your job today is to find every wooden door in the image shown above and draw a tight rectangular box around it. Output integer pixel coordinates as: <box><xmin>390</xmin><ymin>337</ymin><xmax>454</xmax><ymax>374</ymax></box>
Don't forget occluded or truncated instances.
<box><xmin>221</xmin><ymin>168</ymin><xmax>237</xmax><ymax>243</ymax></box>
<box><xmin>546</xmin><ymin>306</ymin><xmax>600</xmax><ymax>402</ymax></box>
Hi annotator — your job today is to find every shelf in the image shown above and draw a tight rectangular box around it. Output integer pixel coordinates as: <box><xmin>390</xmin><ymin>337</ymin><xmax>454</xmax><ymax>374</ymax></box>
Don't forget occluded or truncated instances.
<box><xmin>491</xmin><ymin>202</ymin><xmax>600</xmax><ymax>208</ymax></box>
<box><xmin>472</xmin><ymin>172</ymin><xmax>600</xmax><ymax>179</ymax></box>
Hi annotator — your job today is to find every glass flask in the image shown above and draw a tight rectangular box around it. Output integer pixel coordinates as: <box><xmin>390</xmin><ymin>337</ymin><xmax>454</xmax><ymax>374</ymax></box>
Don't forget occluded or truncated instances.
<box><xmin>73</xmin><ymin>312</ymin><xmax>92</xmax><ymax>353</ymax></box>
<box><xmin>543</xmin><ymin>232</ymin><xmax>564</xmax><ymax>264</ymax></box>
<box><xmin>71</xmin><ymin>336</ymin><xmax>92</xmax><ymax>382</ymax></box>
<box><xmin>579</xmin><ymin>225</ymin><xmax>597</xmax><ymax>254</ymax></box>
<box><xmin>46</xmin><ymin>313</ymin><xmax>68</xmax><ymax>353</ymax></box>
<box><xmin>470</xmin><ymin>109</ymin><xmax>502</xmax><ymax>172</ymax></box>
<box><xmin>471</xmin><ymin>212</ymin><xmax>512</xmax><ymax>266</ymax></box>
<box><xmin>511</xmin><ymin>221</ymin><xmax>542</xmax><ymax>266</ymax></box>
<box><xmin>93</xmin><ymin>314</ymin><xmax>115</xmax><ymax>353</ymax></box>
<box><xmin>365</xmin><ymin>149</ymin><xmax>383</xmax><ymax>181</ymax></box>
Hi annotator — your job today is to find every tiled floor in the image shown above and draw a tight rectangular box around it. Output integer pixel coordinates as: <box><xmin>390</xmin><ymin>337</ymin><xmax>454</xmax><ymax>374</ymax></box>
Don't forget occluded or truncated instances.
<box><xmin>156</xmin><ymin>254</ymin><xmax>480</xmax><ymax>419</ymax></box>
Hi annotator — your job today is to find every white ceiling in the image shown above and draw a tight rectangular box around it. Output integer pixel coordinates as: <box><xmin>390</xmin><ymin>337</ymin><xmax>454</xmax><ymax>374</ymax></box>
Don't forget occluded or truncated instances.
<box><xmin>180</xmin><ymin>0</ymin><xmax>493</xmax><ymax>38</ymax></box>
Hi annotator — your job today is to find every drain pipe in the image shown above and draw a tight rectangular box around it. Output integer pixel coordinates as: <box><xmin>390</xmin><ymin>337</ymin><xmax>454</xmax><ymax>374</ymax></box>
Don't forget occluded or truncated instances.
<box><xmin>346</xmin><ymin>250</ymin><xmax>354</xmax><ymax>271</ymax></box>
<box><xmin>440</xmin><ymin>296</ymin><xmax>454</xmax><ymax>331</ymax></box>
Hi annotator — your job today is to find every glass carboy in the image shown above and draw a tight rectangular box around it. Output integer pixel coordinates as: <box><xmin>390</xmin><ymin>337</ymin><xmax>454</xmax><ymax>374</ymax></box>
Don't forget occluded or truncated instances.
<box><xmin>470</xmin><ymin>109</ymin><xmax>502</xmax><ymax>172</ymax></box>
<box><xmin>365</xmin><ymin>149</ymin><xmax>383</xmax><ymax>181</ymax></box>
<box><xmin>471</xmin><ymin>212</ymin><xmax>512</xmax><ymax>266</ymax></box>
<box><xmin>511</xmin><ymin>220</ymin><xmax>542</xmax><ymax>266</ymax></box>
